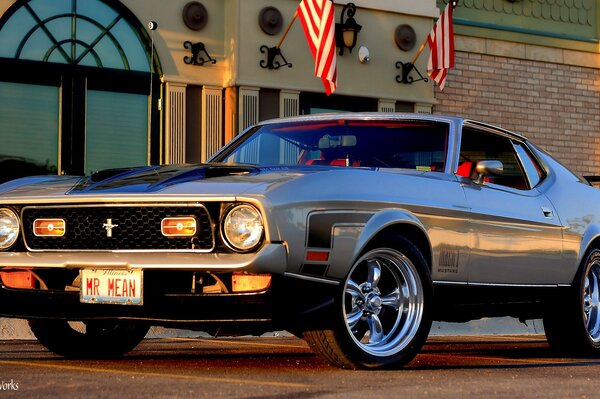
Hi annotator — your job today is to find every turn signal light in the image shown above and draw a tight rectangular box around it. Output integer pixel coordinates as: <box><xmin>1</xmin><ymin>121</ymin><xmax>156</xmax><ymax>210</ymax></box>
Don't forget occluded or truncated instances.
<box><xmin>0</xmin><ymin>271</ymin><xmax>35</xmax><ymax>289</ymax></box>
<box><xmin>33</xmin><ymin>219</ymin><xmax>65</xmax><ymax>237</ymax></box>
<box><xmin>231</xmin><ymin>272</ymin><xmax>272</xmax><ymax>293</ymax></box>
<box><xmin>306</xmin><ymin>250</ymin><xmax>330</xmax><ymax>262</ymax></box>
<box><xmin>161</xmin><ymin>217</ymin><xmax>197</xmax><ymax>237</ymax></box>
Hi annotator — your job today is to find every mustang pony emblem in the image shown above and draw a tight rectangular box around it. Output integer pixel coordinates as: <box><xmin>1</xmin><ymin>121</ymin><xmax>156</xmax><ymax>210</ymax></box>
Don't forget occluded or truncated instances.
<box><xmin>102</xmin><ymin>218</ymin><xmax>119</xmax><ymax>238</ymax></box>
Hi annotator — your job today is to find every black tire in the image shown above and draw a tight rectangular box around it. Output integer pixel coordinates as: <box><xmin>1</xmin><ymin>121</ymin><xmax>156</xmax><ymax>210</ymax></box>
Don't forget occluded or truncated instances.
<box><xmin>544</xmin><ymin>249</ymin><xmax>600</xmax><ymax>355</ymax></box>
<box><xmin>29</xmin><ymin>319</ymin><xmax>149</xmax><ymax>358</ymax></box>
<box><xmin>303</xmin><ymin>235</ymin><xmax>432</xmax><ymax>369</ymax></box>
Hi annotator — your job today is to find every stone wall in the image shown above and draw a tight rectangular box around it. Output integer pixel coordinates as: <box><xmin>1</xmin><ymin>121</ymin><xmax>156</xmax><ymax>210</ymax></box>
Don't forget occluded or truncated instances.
<box><xmin>433</xmin><ymin>39</ymin><xmax>600</xmax><ymax>176</ymax></box>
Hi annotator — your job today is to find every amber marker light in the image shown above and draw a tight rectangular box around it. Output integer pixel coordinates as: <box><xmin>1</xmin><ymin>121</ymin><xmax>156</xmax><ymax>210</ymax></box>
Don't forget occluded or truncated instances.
<box><xmin>33</xmin><ymin>219</ymin><xmax>65</xmax><ymax>237</ymax></box>
<box><xmin>161</xmin><ymin>217</ymin><xmax>197</xmax><ymax>237</ymax></box>
<box><xmin>0</xmin><ymin>270</ymin><xmax>35</xmax><ymax>289</ymax></box>
<box><xmin>231</xmin><ymin>272</ymin><xmax>272</xmax><ymax>293</ymax></box>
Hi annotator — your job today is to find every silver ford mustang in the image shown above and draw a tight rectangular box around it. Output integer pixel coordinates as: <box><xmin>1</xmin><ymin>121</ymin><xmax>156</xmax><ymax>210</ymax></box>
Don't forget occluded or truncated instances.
<box><xmin>0</xmin><ymin>113</ymin><xmax>599</xmax><ymax>369</ymax></box>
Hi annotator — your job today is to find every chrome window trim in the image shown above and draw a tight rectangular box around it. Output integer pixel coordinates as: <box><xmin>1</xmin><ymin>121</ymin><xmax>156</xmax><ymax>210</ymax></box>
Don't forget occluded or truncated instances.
<box><xmin>21</xmin><ymin>203</ymin><xmax>215</xmax><ymax>253</ymax></box>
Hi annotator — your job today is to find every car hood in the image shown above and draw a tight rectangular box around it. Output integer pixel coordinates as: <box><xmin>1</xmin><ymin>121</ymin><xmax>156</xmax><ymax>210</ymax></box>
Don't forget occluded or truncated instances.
<box><xmin>0</xmin><ymin>164</ymin><xmax>442</xmax><ymax>203</ymax></box>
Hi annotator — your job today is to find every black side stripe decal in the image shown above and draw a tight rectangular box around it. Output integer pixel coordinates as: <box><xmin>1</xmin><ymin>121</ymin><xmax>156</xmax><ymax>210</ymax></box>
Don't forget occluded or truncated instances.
<box><xmin>307</xmin><ymin>212</ymin><xmax>371</xmax><ymax>249</ymax></box>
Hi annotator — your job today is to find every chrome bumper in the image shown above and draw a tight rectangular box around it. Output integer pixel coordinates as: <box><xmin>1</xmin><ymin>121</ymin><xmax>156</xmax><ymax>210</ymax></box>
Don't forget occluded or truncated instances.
<box><xmin>0</xmin><ymin>243</ymin><xmax>288</xmax><ymax>274</ymax></box>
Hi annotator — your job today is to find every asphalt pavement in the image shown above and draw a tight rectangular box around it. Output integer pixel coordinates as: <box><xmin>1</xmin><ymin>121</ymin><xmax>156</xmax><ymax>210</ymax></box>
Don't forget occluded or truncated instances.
<box><xmin>0</xmin><ymin>334</ymin><xmax>598</xmax><ymax>398</ymax></box>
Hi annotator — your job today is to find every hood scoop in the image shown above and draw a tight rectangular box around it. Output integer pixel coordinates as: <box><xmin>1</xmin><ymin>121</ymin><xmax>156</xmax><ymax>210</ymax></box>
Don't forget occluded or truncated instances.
<box><xmin>70</xmin><ymin>164</ymin><xmax>259</xmax><ymax>193</ymax></box>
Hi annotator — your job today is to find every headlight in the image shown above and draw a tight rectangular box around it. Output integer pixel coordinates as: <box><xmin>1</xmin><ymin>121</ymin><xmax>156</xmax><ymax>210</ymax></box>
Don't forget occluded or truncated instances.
<box><xmin>222</xmin><ymin>204</ymin><xmax>264</xmax><ymax>251</ymax></box>
<box><xmin>0</xmin><ymin>208</ymin><xmax>20</xmax><ymax>250</ymax></box>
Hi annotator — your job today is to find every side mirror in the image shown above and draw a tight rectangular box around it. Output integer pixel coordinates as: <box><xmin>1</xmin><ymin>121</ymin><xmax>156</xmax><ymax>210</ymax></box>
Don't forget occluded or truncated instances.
<box><xmin>474</xmin><ymin>160</ymin><xmax>503</xmax><ymax>185</ymax></box>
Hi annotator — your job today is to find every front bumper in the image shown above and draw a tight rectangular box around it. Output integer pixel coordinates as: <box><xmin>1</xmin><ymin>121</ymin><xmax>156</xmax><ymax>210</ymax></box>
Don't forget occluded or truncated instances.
<box><xmin>0</xmin><ymin>243</ymin><xmax>338</xmax><ymax>329</ymax></box>
<box><xmin>0</xmin><ymin>243</ymin><xmax>288</xmax><ymax>274</ymax></box>
<box><xmin>0</xmin><ymin>283</ymin><xmax>274</xmax><ymax>324</ymax></box>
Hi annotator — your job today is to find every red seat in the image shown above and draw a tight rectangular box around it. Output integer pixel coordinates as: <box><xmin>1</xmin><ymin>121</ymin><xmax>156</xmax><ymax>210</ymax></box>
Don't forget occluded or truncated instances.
<box><xmin>456</xmin><ymin>161</ymin><xmax>472</xmax><ymax>178</ymax></box>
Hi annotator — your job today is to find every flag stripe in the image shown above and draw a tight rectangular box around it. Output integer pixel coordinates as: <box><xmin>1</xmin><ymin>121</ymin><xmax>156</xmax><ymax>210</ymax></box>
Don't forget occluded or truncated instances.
<box><xmin>297</xmin><ymin>0</ymin><xmax>337</xmax><ymax>95</ymax></box>
<box><xmin>427</xmin><ymin>3</ymin><xmax>454</xmax><ymax>90</ymax></box>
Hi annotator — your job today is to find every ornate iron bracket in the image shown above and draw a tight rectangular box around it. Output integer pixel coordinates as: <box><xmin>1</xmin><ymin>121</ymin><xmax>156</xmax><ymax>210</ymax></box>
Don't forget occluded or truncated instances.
<box><xmin>259</xmin><ymin>45</ymin><xmax>292</xmax><ymax>70</ymax></box>
<box><xmin>183</xmin><ymin>41</ymin><xmax>216</xmax><ymax>66</ymax></box>
<box><xmin>395</xmin><ymin>61</ymin><xmax>428</xmax><ymax>84</ymax></box>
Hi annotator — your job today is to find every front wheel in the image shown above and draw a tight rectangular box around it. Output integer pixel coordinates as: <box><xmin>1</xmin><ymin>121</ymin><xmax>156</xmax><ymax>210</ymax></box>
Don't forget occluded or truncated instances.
<box><xmin>544</xmin><ymin>249</ymin><xmax>600</xmax><ymax>355</ymax></box>
<box><xmin>29</xmin><ymin>319</ymin><xmax>149</xmax><ymax>358</ymax></box>
<box><xmin>304</xmin><ymin>236</ymin><xmax>432</xmax><ymax>369</ymax></box>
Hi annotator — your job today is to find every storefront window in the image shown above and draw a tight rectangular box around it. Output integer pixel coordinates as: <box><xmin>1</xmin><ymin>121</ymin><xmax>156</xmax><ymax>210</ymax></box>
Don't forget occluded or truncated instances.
<box><xmin>0</xmin><ymin>0</ymin><xmax>157</xmax><ymax>176</ymax></box>
<box><xmin>0</xmin><ymin>82</ymin><xmax>59</xmax><ymax>173</ymax></box>
<box><xmin>85</xmin><ymin>90</ymin><xmax>148</xmax><ymax>175</ymax></box>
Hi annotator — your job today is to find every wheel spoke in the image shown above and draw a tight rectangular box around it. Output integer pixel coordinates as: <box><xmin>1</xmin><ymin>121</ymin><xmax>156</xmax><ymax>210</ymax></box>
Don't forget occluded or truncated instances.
<box><xmin>367</xmin><ymin>313</ymin><xmax>384</xmax><ymax>344</ymax></box>
<box><xmin>347</xmin><ymin>308</ymin><xmax>364</xmax><ymax>330</ymax></box>
<box><xmin>588</xmin><ymin>268</ymin><xmax>600</xmax><ymax>337</ymax></box>
<box><xmin>367</xmin><ymin>259</ymin><xmax>382</xmax><ymax>288</ymax></box>
<box><xmin>381</xmin><ymin>287</ymin><xmax>401</xmax><ymax>311</ymax></box>
<box><xmin>346</xmin><ymin>278</ymin><xmax>362</xmax><ymax>298</ymax></box>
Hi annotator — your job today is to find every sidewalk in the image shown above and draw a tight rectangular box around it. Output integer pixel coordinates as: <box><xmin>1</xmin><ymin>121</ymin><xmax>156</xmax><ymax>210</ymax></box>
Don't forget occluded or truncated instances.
<box><xmin>0</xmin><ymin>317</ymin><xmax>545</xmax><ymax>340</ymax></box>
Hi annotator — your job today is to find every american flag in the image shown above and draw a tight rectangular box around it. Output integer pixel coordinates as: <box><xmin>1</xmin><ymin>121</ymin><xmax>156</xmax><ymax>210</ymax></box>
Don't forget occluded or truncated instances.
<box><xmin>427</xmin><ymin>2</ymin><xmax>455</xmax><ymax>90</ymax></box>
<box><xmin>297</xmin><ymin>0</ymin><xmax>337</xmax><ymax>95</ymax></box>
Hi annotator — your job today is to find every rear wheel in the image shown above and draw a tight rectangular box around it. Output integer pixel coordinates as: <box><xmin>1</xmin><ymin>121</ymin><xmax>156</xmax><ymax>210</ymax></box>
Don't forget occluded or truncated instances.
<box><xmin>29</xmin><ymin>319</ymin><xmax>149</xmax><ymax>358</ymax></box>
<box><xmin>544</xmin><ymin>249</ymin><xmax>600</xmax><ymax>355</ymax></box>
<box><xmin>304</xmin><ymin>236</ymin><xmax>432</xmax><ymax>369</ymax></box>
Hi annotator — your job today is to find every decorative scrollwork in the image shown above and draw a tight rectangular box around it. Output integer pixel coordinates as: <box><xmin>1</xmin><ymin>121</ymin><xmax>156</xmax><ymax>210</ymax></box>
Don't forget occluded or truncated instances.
<box><xmin>395</xmin><ymin>61</ymin><xmax>429</xmax><ymax>84</ymax></box>
<box><xmin>259</xmin><ymin>45</ymin><xmax>292</xmax><ymax>70</ymax></box>
<box><xmin>183</xmin><ymin>41</ymin><xmax>216</xmax><ymax>66</ymax></box>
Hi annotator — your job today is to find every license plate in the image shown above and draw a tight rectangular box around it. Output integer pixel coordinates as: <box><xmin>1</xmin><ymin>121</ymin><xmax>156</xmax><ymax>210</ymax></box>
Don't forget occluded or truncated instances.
<box><xmin>80</xmin><ymin>269</ymin><xmax>143</xmax><ymax>305</ymax></box>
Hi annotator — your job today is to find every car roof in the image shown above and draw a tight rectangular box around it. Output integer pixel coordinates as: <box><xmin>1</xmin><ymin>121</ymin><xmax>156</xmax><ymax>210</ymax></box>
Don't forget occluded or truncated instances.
<box><xmin>256</xmin><ymin>113</ymin><xmax>528</xmax><ymax>141</ymax></box>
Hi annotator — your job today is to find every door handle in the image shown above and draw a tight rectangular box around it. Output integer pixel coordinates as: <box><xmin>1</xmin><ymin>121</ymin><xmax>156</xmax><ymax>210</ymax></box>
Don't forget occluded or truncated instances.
<box><xmin>542</xmin><ymin>207</ymin><xmax>553</xmax><ymax>219</ymax></box>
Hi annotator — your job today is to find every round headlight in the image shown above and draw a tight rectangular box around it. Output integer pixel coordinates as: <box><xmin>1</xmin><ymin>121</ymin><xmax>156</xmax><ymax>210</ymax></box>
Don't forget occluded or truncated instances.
<box><xmin>0</xmin><ymin>208</ymin><xmax>20</xmax><ymax>250</ymax></box>
<box><xmin>222</xmin><ymin>205</ymin><xmax>264</xmax><ymax>251</ymax></box>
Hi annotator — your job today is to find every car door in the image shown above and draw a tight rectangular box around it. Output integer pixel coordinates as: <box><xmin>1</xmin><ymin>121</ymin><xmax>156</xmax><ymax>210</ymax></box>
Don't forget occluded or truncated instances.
<box><xmin>458</xmin><ymin>125</ymin><xmax>565</xmax><ymax>285</ymax></box>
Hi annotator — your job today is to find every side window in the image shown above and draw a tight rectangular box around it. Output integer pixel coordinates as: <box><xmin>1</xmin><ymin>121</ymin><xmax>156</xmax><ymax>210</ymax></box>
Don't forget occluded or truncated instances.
<box><xmin>513</xmin><ymin>142</ymin><xmax>544</xmax><ymax>188</ymax></box>
<box><xmin>458</xmin><ymin>128</ymin><xmax>529</xmax><ymax>190</ymax></box>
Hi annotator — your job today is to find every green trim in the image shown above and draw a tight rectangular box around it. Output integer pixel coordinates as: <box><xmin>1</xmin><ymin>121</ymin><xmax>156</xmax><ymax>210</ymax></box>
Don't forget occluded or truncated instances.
<box><xmin>455</xmin><ymin>18</ymin><xmax>598</xmax><ymax>44</ymax></box>
<box><xmin>455</xmin><ymin>24</ymin><xmax>599</xmax><ymax>54</ymax></box>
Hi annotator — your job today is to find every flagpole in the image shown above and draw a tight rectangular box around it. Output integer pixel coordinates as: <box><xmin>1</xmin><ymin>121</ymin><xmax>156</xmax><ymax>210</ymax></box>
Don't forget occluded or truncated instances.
<box><xmin>411</xmin><ymin>38</ymin><xmax>429</xmax><ymax>65</ymax></box>
<box><xmin>277</xmin><ymin>11</ymin><xmax>299</xmax><ymax>49</ymax></box>
<box><xmin>411</xmin><ymin>0</ymin><xmax>457</xmax><ymax>65</ymax></box>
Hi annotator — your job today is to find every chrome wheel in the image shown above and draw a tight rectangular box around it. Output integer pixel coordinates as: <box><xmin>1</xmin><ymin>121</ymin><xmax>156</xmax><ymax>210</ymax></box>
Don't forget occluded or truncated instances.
<box><xmin>583</xmin><ymin>260</ymin><xmax>600</xmax><ymax>342</ymax></box>
<box><xmin>343</xmin><ymin>248</ymin><xmax>424</xmax><ymax>357</ymax></box>
<box><xmin>544</xmin><ymin>249</ymin><xmax>600</xmax><ymax>355</ymax></box>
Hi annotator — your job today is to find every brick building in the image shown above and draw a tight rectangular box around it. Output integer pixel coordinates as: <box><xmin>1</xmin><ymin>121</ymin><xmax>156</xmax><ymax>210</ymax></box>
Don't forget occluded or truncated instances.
<box><xmin>436</xmin><ymin>0</ymin><xmax>600</xmax><ymax>175</ymax></box>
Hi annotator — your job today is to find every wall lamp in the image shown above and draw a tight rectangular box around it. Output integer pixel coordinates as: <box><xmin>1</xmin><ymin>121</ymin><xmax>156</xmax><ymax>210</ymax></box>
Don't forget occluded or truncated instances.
<box><xmin>335</xmin><ymin>3</ymin><xmax>361</xmax><ymax>56</ymax></box>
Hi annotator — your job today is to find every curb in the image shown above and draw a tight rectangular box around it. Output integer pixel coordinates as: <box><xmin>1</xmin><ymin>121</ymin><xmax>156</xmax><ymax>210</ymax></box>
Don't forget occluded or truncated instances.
<box><xmin>1</xmin><ymin>317</ymin><xmax>545</xmax><ymax>340</ymax></box>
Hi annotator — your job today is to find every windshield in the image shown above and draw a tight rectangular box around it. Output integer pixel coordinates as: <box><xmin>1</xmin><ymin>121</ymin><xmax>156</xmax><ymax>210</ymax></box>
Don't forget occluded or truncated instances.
<box><xmin>211</xmin><ymin>119</ymin><xmax>449</xmax><ymax>170</ymax></box>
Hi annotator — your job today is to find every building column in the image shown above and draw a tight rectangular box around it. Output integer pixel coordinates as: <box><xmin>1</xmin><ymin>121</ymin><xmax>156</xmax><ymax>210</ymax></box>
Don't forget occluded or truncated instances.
<box><xmin>164</xmin><ymin>82</ymin><xmax>186</xmax><ymax>164</ymax></box>
<box><xmin>280</xmin><ymin>90</ymin><xmax>300</xmax><ymax>118</ymax></box>
<box><xmin>201</xmin><ymin>86</ymin><xmax>223</xmax><ymax>162</ymax></box>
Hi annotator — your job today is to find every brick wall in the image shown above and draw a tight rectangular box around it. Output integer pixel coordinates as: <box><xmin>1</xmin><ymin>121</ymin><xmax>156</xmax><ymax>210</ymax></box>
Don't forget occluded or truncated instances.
<box><xmin>434</xmin><ymin>51</ymin><xmax>600</xmax><ymax>176</ymax></box>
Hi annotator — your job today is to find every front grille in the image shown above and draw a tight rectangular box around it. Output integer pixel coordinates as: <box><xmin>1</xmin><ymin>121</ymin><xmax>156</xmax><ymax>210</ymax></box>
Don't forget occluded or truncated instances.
<box><xmin>22</xmin><ymin>204</ymin><xmax>214</xmax><ymax>251</ymax></box>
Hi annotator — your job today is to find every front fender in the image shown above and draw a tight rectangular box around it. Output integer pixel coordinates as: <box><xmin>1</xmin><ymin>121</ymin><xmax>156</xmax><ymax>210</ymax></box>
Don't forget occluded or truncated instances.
<box><xmin>353</xmin><ymin>208</ymin><xmax>429</xmax><ymax>261</ymax></box>
<box><xmin>326</xmin><ymin>208</ymin><xmax>429</xmax><ymax>280</ymax></box>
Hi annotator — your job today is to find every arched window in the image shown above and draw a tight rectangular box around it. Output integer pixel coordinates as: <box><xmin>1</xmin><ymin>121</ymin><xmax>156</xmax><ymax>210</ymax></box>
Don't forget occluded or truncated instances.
<box><xmin>0</xmin><ymin>0</ymin><xmax>151</xmax><ymax>71</ymax></box>
<box><xmin>0</xmin><ymin>0</ymin><xmax>160</xmax><ymax>177</ymax></box>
